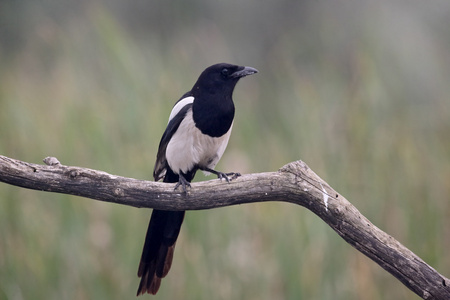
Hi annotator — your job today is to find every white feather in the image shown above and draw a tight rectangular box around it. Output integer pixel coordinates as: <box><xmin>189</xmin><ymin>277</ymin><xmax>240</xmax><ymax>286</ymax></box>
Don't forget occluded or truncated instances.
<box><xmin>165</xmin><ymin>109</ymin><xmax>232</xmax><ymax>175</ymax></box>
<box><xmin>168</xmin><ymin>96</ymin><xmax>194</xmax><ymax>123</ymax></box>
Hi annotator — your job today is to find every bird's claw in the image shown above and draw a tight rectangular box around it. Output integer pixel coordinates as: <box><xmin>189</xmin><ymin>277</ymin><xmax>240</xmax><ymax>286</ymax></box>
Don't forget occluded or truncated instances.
<box><xmin>217</xmin><ymin>172</ymin><xmax>241</xmax><ymax>182</ymax></box>
<box><xmin>174</xmin><ymin>175</ymin><xmax>191</xmax><ymax>193</ymax></box>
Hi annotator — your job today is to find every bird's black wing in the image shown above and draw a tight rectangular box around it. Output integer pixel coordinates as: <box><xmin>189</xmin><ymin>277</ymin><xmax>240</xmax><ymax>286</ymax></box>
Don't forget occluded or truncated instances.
<box><xmin>153</xmin><ymin>102</ymin><xmax>193</xmax><ymax>181</ymax></box>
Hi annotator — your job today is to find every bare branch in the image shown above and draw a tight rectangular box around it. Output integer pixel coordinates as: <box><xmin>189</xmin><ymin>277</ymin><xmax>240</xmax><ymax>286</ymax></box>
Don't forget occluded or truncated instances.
<box><xmin>0</xmin><ymin>154</ymin><xmax>449</xmax><ymax>299</ymax></box>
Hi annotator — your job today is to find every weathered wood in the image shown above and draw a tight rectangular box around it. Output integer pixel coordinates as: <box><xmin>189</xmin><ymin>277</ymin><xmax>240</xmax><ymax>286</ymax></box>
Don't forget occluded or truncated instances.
<box><xmin>0</xmin><ymin>154</ymin><xmax>449</xmax><ymax>299</ymax></box>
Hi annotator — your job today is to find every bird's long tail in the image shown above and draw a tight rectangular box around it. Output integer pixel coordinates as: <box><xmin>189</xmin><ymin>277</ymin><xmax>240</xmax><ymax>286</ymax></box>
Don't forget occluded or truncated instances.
<box><xmin>136</xmin><ymin>209</ymin><xmax>185</xmax><ymax>295</ymax></box>
<box><xmin>136</xmin><ymin>170</ymin><xmax>190</xmax><ymax>296</ymax></box>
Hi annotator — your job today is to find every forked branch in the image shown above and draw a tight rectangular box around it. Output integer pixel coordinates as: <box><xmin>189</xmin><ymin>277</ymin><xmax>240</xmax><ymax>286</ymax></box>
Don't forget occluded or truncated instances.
<box><xmin>0</xmin><ymin>155</ymin><xmax>449</xmax><ymax>299</ymax></box>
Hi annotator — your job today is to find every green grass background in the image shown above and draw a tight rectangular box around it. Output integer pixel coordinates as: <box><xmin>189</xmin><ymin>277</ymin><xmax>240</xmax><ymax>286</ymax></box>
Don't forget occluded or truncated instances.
<box><xmin>1</xmin><ymin>1</ymin><xmax>450</xmax><ymax>299</ymax></box>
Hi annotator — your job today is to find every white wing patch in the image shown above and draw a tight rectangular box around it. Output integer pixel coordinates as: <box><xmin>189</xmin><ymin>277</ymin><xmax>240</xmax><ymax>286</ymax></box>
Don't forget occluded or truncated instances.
<box><xmin>168</xmin><ymin>96</ymin><xmax>194</xmax><ymax>123</ymax></box>
<box><xmin>166</xmin><ymin>109</ymin><xmax>233</xmax><ymax>175</ymax></box>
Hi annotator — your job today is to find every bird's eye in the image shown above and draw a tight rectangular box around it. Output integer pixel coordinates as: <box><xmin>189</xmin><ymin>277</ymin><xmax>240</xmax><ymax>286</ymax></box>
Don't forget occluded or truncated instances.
<box><xmin>221</xmin><ymin>68</ymin><xmax>229</xmax><ymax>77</ymax></box>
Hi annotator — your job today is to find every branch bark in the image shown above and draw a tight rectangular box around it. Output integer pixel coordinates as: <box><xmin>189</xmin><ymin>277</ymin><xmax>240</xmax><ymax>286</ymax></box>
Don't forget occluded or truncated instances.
<box><xmin>0</xmin><ymin>154</ymin><xmax>449</xmax><ymax>299</ymax></box>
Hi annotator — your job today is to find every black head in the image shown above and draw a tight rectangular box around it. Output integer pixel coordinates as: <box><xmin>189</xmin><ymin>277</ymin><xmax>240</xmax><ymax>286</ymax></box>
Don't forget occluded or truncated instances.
<box><xmin>192</xmin><ymin>63</ymin><xmax>258</xmax><ymax>95</ymax></box>
<box><xmin>190</xmin><ymin>63</ymin><xmax>257</xmax><ymax>137</ymax></box>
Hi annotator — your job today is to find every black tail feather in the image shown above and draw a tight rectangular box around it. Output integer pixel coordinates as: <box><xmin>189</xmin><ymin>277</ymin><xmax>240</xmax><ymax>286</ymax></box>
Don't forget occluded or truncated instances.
<box><xmin>136</xmin><ymin>168</ymin><xmax>194</xmax><ymax>296</ymax></box>
<box><xmin>136</xmin><ymin>209</ymin><xmax>185</xmax><ymax>295</ymax></box>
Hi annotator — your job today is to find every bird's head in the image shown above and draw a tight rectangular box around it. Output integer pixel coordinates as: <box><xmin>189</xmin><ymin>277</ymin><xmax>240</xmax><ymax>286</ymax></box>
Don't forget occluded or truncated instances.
<box><xmin>192</xmin><ymin>63</ymin><xmax>258</xmax><ymax>95</ymax></box>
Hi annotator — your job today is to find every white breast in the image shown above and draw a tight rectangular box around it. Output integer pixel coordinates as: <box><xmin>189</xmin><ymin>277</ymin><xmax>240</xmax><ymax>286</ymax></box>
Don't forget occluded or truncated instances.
<box><xmin>165</xmin><ymin>109</ymin><xmax>232</xmax><ymax>175</ymax></box>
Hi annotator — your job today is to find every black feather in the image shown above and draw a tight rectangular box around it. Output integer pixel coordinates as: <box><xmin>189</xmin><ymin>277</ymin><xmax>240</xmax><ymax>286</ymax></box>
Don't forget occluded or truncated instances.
<box><xmin>153</xmin><ymin>102</ymin><xmax>193</xmax><ymax>181</ymax></box>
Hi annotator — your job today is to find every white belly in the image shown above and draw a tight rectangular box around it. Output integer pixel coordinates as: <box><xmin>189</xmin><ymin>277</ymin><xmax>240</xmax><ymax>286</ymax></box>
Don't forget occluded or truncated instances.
<box><xmin>166</xmin><ymin>110</ymin><xmax>232</xmax><ymax>174</ymax></box>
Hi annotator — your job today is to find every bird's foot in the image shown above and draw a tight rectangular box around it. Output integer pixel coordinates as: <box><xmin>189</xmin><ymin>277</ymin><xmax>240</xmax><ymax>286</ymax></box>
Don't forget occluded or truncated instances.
<box><xmin>201</xmin><ymin>167</ymin><xmax>241</xmax><ymax>183</ymax></box>
<box><xmin>217</xmin><ymin>171</ymin><xmax>241</xmax><ymax>182</ymax></box>
<box><xmin>174</xmin><ymin>174</ymin><xmax>191</xmax><ymax>193</ymax></box>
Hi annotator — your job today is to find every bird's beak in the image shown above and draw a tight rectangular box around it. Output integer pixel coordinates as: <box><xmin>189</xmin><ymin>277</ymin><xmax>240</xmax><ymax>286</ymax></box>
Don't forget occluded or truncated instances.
<box><xmin>230</xmin><ymin>66</ymin><xmax>259</xmax><ymax>78</ymax></box>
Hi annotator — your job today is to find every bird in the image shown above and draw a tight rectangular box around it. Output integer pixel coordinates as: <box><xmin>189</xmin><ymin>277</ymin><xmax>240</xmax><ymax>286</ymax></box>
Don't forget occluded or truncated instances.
<box><xmin>136</xmin><ymin>63</ymin><xmax>258</xmax><ymax>295</ymax></box>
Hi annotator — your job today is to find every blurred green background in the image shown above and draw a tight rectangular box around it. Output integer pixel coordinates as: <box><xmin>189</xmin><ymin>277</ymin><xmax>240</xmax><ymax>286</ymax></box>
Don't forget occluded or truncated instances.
<box><xmin>1</xmin><ymin>0</ymin><xmax>450</xmax><ymax>299</ymax></box>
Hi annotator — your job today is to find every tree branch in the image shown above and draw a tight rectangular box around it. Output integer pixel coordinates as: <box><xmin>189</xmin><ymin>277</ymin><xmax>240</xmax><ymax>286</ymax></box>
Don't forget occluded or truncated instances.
<box><xmin>0</xmin><ymin>154</ymin><xmax>449</xmax><ymax>299</ymax></box>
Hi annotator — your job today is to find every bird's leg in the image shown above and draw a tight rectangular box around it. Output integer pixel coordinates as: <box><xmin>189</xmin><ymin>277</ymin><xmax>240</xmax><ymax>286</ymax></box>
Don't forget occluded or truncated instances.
<box><xmin>174</xmin><ymin>173</ymin><xmax>191</xmax><ymax>193</ymax></box>
<box><xmin>201</xmin><ymin>167</ymin><xmax>241</xmax><ymax>183</ymax></box>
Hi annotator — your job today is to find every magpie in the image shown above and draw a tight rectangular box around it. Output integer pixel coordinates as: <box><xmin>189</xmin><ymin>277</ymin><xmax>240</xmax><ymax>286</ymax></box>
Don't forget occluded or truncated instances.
<box><xmin>136</xmin><ymin>63</ymin><xmax>258</xmax><ymax>295</ymax></box>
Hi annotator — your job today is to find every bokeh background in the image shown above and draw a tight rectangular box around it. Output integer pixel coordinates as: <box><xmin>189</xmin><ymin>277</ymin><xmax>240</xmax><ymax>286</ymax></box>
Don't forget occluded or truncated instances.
<box><xmin>1</xmin><ymin>0</ymin><xmax>450</xmax><ymax>299</ymax></box>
